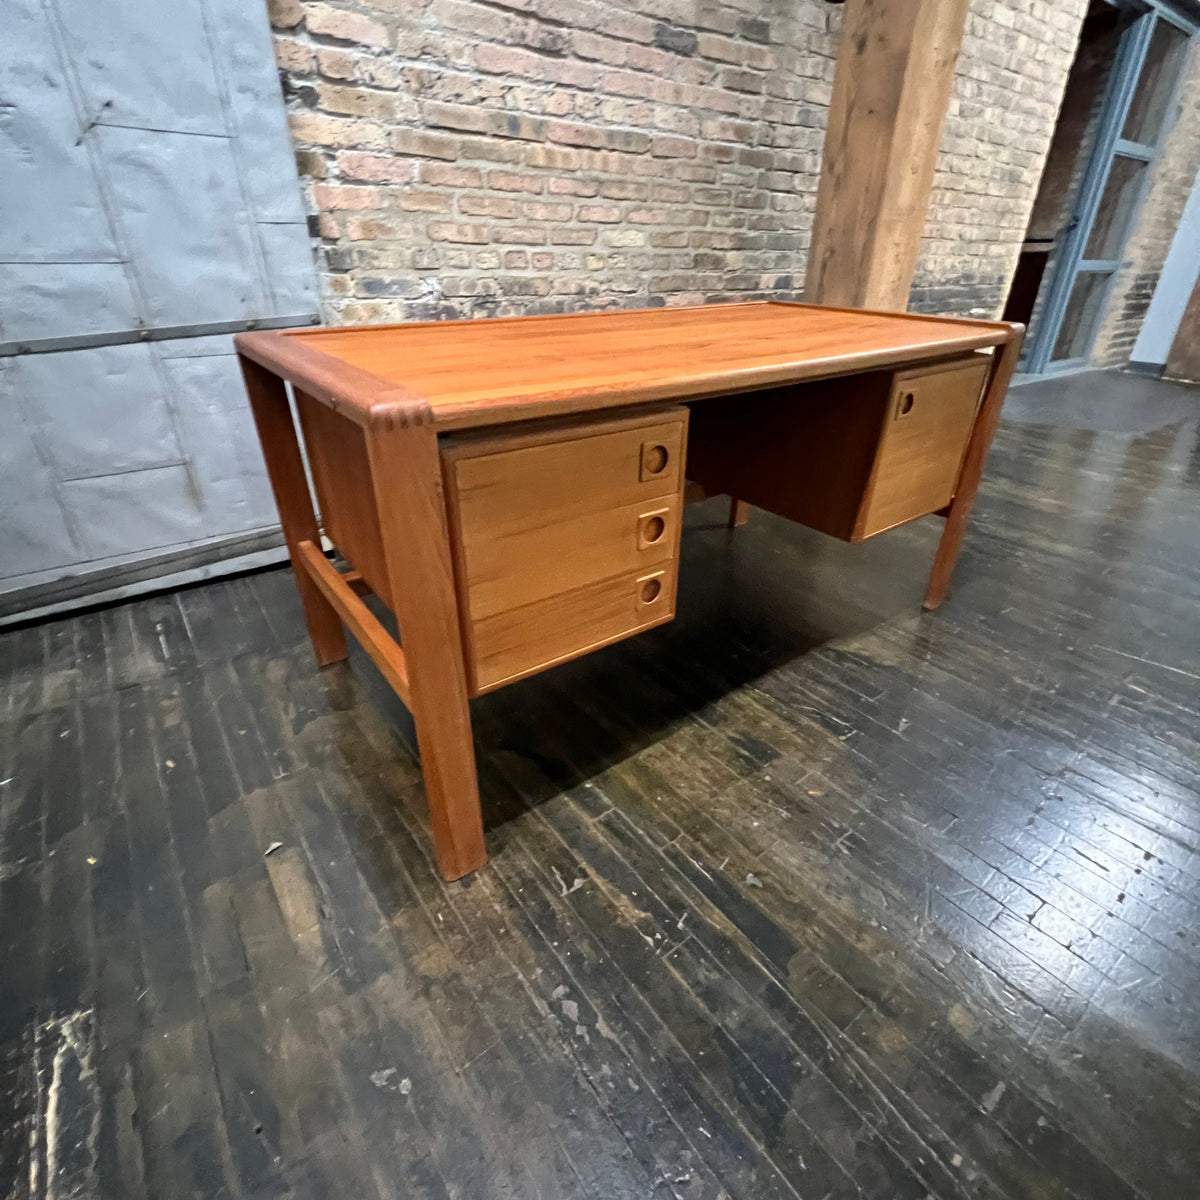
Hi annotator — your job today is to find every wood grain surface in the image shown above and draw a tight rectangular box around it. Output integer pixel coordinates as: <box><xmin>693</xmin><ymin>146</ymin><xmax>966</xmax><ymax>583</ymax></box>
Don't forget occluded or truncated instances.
<box><xmin>806</xmin><ymin>0</ymin><xmax>972</xmax><ymax>309</ymax></box>
<box><xmin>443</xmin><ymin>409</ymin><xmax>688</xmax><ymax>692</ymax></box>
<box><xmin>237</xmin><ymin>302</ymin><xmax>1021</xmax><ymax>881</ymax></box>
<box><xmin>857</xmin><ymin>355</ymin><xmax>989</xmax><ymax>537</ymax></box>
<box><xmin>244</xmin><ymin>301</ymin><xmax>1013</xmax><ymax>431</ymax></box>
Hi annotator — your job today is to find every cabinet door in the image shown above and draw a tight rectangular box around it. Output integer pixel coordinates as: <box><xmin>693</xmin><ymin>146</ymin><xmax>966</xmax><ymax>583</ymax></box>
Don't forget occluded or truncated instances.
<box><xmin>858</xmin><ymin>357</ymin><xmax>989</xmax><ymax>537</ymax></box>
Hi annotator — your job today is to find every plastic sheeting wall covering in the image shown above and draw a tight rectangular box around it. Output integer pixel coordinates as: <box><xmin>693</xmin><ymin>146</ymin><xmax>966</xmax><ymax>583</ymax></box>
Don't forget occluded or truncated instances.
<box><xmin>0</xmin><ymin>0</ymin><xmax>319</xmax><ymax>613</ymax></box>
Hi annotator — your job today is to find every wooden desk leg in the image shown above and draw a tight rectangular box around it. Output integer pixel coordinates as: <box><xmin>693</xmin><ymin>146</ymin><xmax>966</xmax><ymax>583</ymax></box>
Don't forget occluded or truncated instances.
<box><xmin>239</xmin><ymin>354</ymin><xmax>348</xmax><ymax>666</ymax></box>
<box><xmin>924</xmin><ymin>330</ymin><xmax>1023</xmax><ymax>611</ymax></box>
<box><xmin>366</xmin><ymin>405</ymin><xmax>487</xmax><ymax>881</ymax></box>
<box><xmin>728</xmin><ymin>498</ymin><xmax>751</xmax><ymax>527</ymax></box>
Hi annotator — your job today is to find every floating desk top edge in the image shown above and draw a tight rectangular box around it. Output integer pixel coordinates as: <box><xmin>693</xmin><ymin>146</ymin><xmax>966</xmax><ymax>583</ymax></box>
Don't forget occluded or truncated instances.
<box><xmin>235</xmin><ymin>300</ymin><xmax>1020</xmax><ymax>433</ymax></box>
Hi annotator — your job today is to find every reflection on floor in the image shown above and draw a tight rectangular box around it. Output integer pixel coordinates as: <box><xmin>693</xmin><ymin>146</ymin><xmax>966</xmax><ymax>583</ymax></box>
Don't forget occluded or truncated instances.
<box><xmin>1007</xmin><ymin>367</ymin><xmax>1199</xmax><ymax>433</ymax></box>
<box><xmin>2</xmin><ymin>371</ymin><xmax>1198</xmax><ymax>1199</ymax></box>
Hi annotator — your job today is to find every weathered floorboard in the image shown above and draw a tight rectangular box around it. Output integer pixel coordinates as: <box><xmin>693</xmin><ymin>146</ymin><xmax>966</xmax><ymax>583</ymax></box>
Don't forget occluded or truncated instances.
<box><xmin>1</xmin><ymin>371</ymin><xmax>1198</xmax><ymax>1199</ymax></box>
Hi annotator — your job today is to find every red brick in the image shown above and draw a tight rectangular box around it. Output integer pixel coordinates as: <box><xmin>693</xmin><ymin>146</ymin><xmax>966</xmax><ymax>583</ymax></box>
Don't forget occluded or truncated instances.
<box><xmin>489</xmin><ymin>170</ymin><xmax>544</xmax><ymax>194</ymax></box>
<box><xmin>316</xmin><ymin>48</ymin><xmax>358</xmax><ymax>80</ymax></box>
<box><xmin>318</xmin><ymin>85</ymin><xmax>396</xmax><ymax>119</ymax></box>
<box><xmin>268</xmin><ymin>0</ymin><xmax>303</xmax><ymax>29</ymax></box>
<box><xmin>459</xmin><ymin>195</ymin><xmax>520</xmax><ymax>218</ymax></box>
<box><xmin>549</xmin><ymin>177</ymin><xmax>599</xmax><ymax>197</ymax></box>
<box><xmin>600</xmin><ymin>180</ymin><xmax>649</xmax><ymax>201</ymax></box>
<box><xmin>627</xmin><ymin>207</ymin><xmax>667</xmax><ymax>224</ymax></box>
<box><xmin>652</xmin><ymin>183</ymin><xmax>690</xmax><ymax>204</ymax></box>
<box><xmin>428</xmin><ymin>222</ymin><xmax>488</xmax><ymax>243</ymax></box>
<box><xmin>490</xmin><ymin>225</ymin><xmax>547</xmax><ymax>244</ymax></box>
<box><xmin>346</xmin><ymin>216</ymin><xmax>403</xmax><ymax>240</ymax></box>
<box><xmin>473</xmin><ymin>43</ymin><xmax>541</xmax><ymax>77</ymax></box>
<box><xmin>525</xmin><ymin>145</ymin><xmax>583</xmax><ymax>170</ymax></box>
<box><xmin>336</xmin><ymin>151</ymin><xmax>418</xmax><ymax>183</ymax></box>
<box><xmin>523</xmin><ymin>200</ymin><xmax>573</xmax><ymax>221</ymax></box>
<box><xmin>313</xmin><ymin>183</ymin><xmax>380</xmax><ymax>210</ymax></box>
<box><xmin>274</xmin><ymin>38</ymin><xmax>314</xmax><ymax>73</ymax></box>
<box><xmin>546</xmin><ymin>120</ymin><xmax>606</xmax><ymax>150</ymax></box>
<box><xmin>548</xmin><ymin>226</ymin><xmax>598</xmax><ymax>245</ymax></box>
<box><xmin>458</xmin><ymin>136</ymin><xmax>524</xmax><ymax>164</ymax></box>
<box><xmin>652</xmin><ymin>136</ymin><xmax>696</xmax><ymax>159</ymax></box>
<box><xmin>422</xmin><ymin>162</ymin><xmax>485</xmax><ymax>188</ymax></box>
<box><xmin>720</xmin><ymin>67</ymin><xmax>764</xmax><ymax>94</ymax></box>
<box><xmin>423</xmin><ymin>101</ymin><xmax>492</xmax><ymax>135</ymax></box>
<box><xmin>576</xmin><ymin>204</ymin><xmax>622</xmax><ymax>223</ymax></box>
<box><xmin>304</xmin><ymin>4</ymin><xmax>389</xmax><ymax>48</ymax></box>
<box><xmin>289</xmin><ymin>112</ymin><xmax>388</xmax><ymax>149</ymax></box>
<box><xmin>398</xmin><ymin>192</ymin><xmax>452</xmax><ymax>212</ymax></box>
<box><xmin>389</xmin><ymin>128</ymin><xmax>460</xmax><ymax>160</ymax></box>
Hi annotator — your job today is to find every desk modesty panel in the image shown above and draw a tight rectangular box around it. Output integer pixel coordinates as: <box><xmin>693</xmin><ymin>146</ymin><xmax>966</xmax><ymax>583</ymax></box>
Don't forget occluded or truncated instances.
<box><xmin>236</xmin><ymin>301</ymin><xmax>1023</xmax><ymax>880</ymax></box>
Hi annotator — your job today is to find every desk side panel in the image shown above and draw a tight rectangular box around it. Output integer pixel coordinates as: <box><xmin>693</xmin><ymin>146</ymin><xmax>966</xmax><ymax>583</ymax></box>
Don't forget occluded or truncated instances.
<box><xmin>295</xmin><ymin>389</ymin><xmax>393</xmax><ymax>610</ymax></box>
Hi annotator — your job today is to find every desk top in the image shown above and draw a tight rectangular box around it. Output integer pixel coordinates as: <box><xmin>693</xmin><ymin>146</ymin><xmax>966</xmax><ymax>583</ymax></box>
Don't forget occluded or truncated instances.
<box><xmin>238</xmin><ymin>301</ymin><xmax>1018</xmax><ymax>432</ymax></box>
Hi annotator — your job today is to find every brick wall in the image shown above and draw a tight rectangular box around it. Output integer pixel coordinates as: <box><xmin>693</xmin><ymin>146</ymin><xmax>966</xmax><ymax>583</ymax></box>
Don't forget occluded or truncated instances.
<box><xmin>269</xmin><ymin>0</ymin><xmax>839</xmax><ymax>323</ymax></box>
<box><xmin>910</xmin><ymin>0</ymin><xmax>1090</xmax><ymax>318</ymax></box>
<box><xmin>1093</xmin><ymin>43</ymin><xmax>1200</xmax><ymax>367</ymax></box>
<box><xmin>268</xmin><ymin>0</ymin><xmax>1095</xmax><ymax>328</ymax></box>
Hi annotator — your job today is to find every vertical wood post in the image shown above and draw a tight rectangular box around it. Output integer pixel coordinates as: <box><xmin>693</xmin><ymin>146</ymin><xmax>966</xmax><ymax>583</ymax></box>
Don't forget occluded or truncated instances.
<box><xmin>805</xmin><ymin>0</ymin><xmax>971</xmax><ymax>310</ymax></box>
<box><xmin>239</xmin><ymin>353</ymin><xmax>348</xmax><ymax>666</ymax></box>
<box><xmin>923</xmin><ymin>327</ymin><xmax>1024</xmax><ymax>610</ymax></box>
<box><xmin>366</xmin><ymin>401</ymin><xmax>487</xmax><ymax>881</ymax></box>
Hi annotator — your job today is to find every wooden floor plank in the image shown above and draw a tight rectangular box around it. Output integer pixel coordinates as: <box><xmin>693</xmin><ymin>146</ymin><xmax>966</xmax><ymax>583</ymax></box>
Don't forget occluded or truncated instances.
<box><xmin>1</xmin><ymin>371</ymin><xmax>1198</xmax><ymax>1199</ymax></box>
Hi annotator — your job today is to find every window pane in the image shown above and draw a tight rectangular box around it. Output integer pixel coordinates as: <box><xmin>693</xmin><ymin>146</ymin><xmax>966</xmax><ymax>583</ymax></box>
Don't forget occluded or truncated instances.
<box><xmin>1051</xmin><ymin>271</ymin><xmax>1111</xmax><ymax>362</ymax></box>
<box><xmin>1084</xmin><ymin>154</ymin><xmax>1147</xmax><ymax>260</ymax></box>
<box><xmin>1122</xmin><ymin>19</ymin><xmax>1189</xmax><ymax>145</ymax></box>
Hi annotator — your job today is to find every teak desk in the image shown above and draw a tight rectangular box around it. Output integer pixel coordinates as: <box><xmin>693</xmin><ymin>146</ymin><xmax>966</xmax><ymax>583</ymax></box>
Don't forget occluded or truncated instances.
<box><xmin>236</xmin><ymin>301</ymin><xmax>1022</xmax><ymax>880</ymax></box>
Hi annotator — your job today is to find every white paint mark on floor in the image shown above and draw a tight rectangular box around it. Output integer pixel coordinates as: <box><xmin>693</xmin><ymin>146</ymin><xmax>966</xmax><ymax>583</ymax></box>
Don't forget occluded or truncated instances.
<box><xmin>26</xmin><ymin>1010</ymin><xmax>101</xmax><ymax>1200</ymax></box>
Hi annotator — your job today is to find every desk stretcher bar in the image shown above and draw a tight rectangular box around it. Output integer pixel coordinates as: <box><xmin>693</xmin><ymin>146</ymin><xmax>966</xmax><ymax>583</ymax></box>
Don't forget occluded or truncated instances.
<box><xmin>237</xmin><ymin>301</ymin><xmax>1023</xmax><ymax>880</ymax></box>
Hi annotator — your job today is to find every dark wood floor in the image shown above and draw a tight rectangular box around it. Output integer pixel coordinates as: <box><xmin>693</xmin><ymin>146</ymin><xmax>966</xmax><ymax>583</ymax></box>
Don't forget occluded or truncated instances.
<box><xmin>2</xmin><ymin>371</ymin><xmax>1199</xmax><ymax>1200</ymax></box>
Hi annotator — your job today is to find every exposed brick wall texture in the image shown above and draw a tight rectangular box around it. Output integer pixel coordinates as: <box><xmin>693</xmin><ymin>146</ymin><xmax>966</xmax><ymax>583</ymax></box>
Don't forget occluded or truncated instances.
<box><xmin>274</xmin><ymin>0</ymin><xmax>1191</xmax><ymax>357</ymax></box>
<box><xmin>269</xmin><ymin>0</ymin><xmax>839</xmax><ymax>323</ymax></box>
<box><xmin>1093</xmin><ymin>44</ymin><xmax>1200</xmax><ymax>368</ymax></box>
<box><xmin>909</xmin><ymin>0</ymin><xmax>1090</xmax><ymax>319</ymax></box>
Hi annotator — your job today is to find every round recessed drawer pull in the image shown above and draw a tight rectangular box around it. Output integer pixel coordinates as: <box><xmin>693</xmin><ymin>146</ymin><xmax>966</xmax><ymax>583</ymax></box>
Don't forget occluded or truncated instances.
<box><xmin>899</xmin><ymin>391</ymin><xmax>915</xmax><ymax>415</ymax></box>
<box><xmin>643</xmin><ymin>444</ymin><xmax>669</xmax><ymax>474</ymax></box>
<box><xmin>642</xmin><ymin>515</ymin><xmax>666</xmax><ymax>543</ymax></box>
<box><xmin>640</xmin><ymin>578</ymin><xmax>662</xmax><ymax>603</ymax></box>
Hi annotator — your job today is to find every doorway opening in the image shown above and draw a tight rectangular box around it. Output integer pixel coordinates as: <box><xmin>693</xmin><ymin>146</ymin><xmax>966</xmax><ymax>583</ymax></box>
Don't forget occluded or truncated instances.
<box><xmin>1003</xmin><ymin>0</ymin><xmax>1194</xmax><ymax>377</ymax></box>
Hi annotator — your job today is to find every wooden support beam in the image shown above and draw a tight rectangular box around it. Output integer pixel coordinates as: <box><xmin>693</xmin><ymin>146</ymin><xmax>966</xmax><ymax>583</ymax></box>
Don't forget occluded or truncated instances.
<box><xmin>805</xmin><ymin>0</ymin><xmax>971</xmax><ymax>310</ymax></box>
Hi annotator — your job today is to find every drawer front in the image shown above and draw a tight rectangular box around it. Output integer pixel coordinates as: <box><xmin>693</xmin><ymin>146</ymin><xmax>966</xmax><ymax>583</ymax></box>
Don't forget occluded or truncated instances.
<box><xmin>472</xmin><ymin>567</ymin><xmax>676</xmax><ymax>692</ymax></box>
<box><xmin>463</xmin><ymin>494</ymin><xmax>680</xmax><ymax>620</ymax></box>
<box><xmin>451</xmin><ymin>416</ymin><xmax>685</xmax><ymax>537</ymax></box>
<box><xmin>859</xmin><ymin>356</ymin><xmax>989</xmax><ymax>537</ymax></box>
<box><xmin>443</xmin><ymin>408</ymin><xmax>688</xmax><ymax>693</ymax></box>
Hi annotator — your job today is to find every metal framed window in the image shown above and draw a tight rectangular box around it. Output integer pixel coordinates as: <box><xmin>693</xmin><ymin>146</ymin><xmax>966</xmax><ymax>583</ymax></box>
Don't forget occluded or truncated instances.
<box><xmin>1022</xmin><ymin>0</ymin><xmax>1196</xmax><ymax>375</ymax></box>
